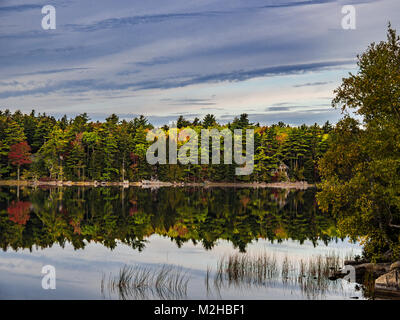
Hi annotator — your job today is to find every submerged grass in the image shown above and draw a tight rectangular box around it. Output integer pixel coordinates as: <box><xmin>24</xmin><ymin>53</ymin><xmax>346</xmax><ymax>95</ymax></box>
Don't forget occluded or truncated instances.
<box><xmin>101</xmin><ymin>264</ymin><xmax>190</xmax><ymax>300</ymax></box>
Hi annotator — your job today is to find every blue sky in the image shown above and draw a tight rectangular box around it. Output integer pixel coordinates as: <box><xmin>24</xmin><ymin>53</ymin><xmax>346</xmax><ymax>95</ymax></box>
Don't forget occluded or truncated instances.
<box><xmin>0</xmin><ymin>0</ymin><xmax>399</xmax><ymax>126</ymax></box>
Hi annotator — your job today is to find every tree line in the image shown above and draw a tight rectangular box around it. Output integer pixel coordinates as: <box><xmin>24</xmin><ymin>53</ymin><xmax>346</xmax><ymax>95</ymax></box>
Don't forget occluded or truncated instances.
<box><xmin>0</xmin><ymin>110</ymin><xmax>333</xmax><ymax>183</ymax></box>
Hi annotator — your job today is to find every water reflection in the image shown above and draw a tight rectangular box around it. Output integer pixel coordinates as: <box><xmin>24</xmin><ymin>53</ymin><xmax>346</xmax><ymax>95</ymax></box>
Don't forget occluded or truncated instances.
<box><xmin>0</xmin><ymin>186</ymin><xmax>365</xmax><ymax>300</ymax></box>
<box><xmin>0</xmin><ymin>186</ymin><xmax>337</xmax><ymax>252</ymax></box>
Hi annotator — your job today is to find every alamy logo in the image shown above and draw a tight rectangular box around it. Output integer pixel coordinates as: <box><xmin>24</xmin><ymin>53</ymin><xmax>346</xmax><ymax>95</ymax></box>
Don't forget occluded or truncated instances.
<box><xmin>341</xmin><ymin>5</ymin><xmax>356</xmax><ymax>30</ymax></box>
<box><xmin>41</xmin><ymin>5</ymin><xmax>56</xmax><ymax>30</ymax></box>
<box><xmin>146</xmin><ymin>128</ymin><xmax>254</xmax><ymax>175</ymax></box>
<box><xmin>342</xmin><ymin>265</ymin><xmax>356</xmax><ymax>282</ymax></box>
<box><xmin>41</xmin><ymin>265</ymin><xmax>56</xmax><ymax>289</ymax></box>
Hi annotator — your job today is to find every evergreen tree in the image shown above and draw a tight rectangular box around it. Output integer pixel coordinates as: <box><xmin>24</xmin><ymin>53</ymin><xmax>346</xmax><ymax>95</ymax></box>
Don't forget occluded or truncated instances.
<box><xmin>202</xmin><ymin>114</ymin><xmax>217</xmax><ymax>128</ymax></box>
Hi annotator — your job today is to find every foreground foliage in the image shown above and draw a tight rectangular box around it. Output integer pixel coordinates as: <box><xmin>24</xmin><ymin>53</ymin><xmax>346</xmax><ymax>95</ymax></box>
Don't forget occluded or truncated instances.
<box><xmin>317</xmin><ymin>25</ymin><xmax>400</xmax><ymax>261</ymax></box>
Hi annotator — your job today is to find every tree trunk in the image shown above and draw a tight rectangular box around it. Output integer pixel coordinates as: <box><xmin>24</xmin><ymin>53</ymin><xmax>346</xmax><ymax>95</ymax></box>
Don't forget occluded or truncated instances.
<box><xmin>17</xmin><ymin>165</ymin><xmax>20</xmax><ymax>200</ymax></box>
<box><xmin>122</xmin><ymin>158</ymin><xmax>125</xmax><ymax>182</ymax></box>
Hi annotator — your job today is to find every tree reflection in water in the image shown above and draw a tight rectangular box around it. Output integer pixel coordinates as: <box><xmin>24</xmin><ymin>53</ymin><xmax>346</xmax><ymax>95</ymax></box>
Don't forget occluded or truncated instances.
<box><xmin>0</xmin><ymin>186</ymin><xmax>338</xmax><ymax>252</ymax></box>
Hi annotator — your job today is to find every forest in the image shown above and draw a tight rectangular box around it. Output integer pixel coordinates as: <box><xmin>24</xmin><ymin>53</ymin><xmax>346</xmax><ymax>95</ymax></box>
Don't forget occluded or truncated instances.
<box><xmin>0</xmin><ymin>110</ymin><xmax>333</xmax><ymax>183</ymax></box>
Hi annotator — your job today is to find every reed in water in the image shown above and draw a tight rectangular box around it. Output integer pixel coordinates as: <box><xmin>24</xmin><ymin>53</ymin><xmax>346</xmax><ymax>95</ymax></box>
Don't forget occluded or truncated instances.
<box><xmin>101</xmin><ymin>264</ymin><xmax>190</xmax><ymax>300</ymax></box>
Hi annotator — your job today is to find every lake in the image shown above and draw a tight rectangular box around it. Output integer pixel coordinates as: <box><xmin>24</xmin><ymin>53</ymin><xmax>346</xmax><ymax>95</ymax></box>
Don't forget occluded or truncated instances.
<box><xmin>0</xmin><ymin>186</ymin><xmax>364</xmax><ymax>300</ymax></box>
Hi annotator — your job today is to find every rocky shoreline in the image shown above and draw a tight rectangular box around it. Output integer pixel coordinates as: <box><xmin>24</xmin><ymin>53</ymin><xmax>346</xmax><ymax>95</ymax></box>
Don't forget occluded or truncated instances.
<box><xmin>0</xmin><ymin>179</ymin><xmax>314</xmax><ymax>189</ymax></box>
<box><xmin>332</xmin><ymin>259</ymin><xmax>400</xmax><ymax>299</ymax></box>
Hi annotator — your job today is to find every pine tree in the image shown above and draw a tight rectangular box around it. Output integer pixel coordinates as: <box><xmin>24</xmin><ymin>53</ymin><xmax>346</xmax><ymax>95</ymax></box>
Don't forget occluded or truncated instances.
<box><xmin>202</xmin><ymin>114</ymin><xmax>217</xmax><ymax>128</ymax></box>
<box><xmin>66</xmin><ymin>133</ymin><xmax>86</xmax><ymax>180</ymax></box>
<box><xmin>5</xmin><ymin>120</ymin><xmax>26</xmax><ymax>146</ymax></box>
<box><xmin>101</xmin><ymin>133</ymin><xmax>119</xmax><ymax>181</ymax></box>
<box><xmin>255</xmin><ymin>128</ymin><xmax>280</xmax><ymax>181</ymax></box>
<box><xmin>39</xmin><ymin>125</ymin><xmax>69</xmax><ymax>180</ymax></box>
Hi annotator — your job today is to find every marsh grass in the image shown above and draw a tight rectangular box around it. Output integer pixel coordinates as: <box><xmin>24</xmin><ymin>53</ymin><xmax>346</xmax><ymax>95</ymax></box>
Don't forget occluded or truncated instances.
<box><xmin>209</xmin><ymin>251</ymin><xmax>347</xmax><ymax>299</ymax></box>
<box><xmin>281</xmin><ymin>256</ymin><xmax>292</xmax><ymax>282</ymax></box>
<box><xmin>101</xmin><ymin>264</ymin><xmax>189</xmax><ymax>300</ymax></box>
<box><xmin>102</xmin><ymin>252</ymin><xmax>354</xmax><ymax>300</ymax></box>
<box><xmin>292</xmin><ymin>252</ymin><xmax>344</xmax><ymax>298</ymax></box>
<box><xmin>361</xmin><ymin>271</ymin><xmax>376</xmax><ymax>298</ymax></box>
<box><xmin>214</xmin><ymin>252</ymin><xmax>278</xmax><ymax>288</ymax></box>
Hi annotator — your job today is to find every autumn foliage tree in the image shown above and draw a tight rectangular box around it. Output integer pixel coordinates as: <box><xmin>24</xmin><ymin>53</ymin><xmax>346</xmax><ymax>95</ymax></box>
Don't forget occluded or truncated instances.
<box><xmin>8</xmin><ymin>141</ymin><xmax>32</xmax><ymax>182</ymax></box>
<box><xmin>7</xmin><ymin>201</ymin><xmax>32</xmax><ymax>225</ymax></box>
<box><xmin>317</xmin><ymin>25</ymin><xmax>400</xmax><ymax>261</ymax></box>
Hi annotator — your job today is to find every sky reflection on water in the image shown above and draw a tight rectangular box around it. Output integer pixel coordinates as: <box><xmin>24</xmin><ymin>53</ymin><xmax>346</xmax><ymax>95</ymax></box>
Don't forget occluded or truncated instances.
<box><xmin>0</xmin><ymin>235</ymin><xmax>362</xmax><ymax>300</ymax></box>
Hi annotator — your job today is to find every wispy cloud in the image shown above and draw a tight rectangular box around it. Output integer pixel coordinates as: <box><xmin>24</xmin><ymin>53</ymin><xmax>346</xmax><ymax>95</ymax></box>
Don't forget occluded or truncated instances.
<box><xmin>0</xmin><ymin>0</ymin><xmax>397</xmax><ymax>124</ymax></box>
<box><xmin>265</xmin><ymin>106</ymin><xmax>292</xmax><ymax>112</ymax></box>
<box><xmin>0</xmin><ymin>59</ymin><xmax>354</xmax><ymax>99</ymax></box>
<box><xmin>161</xmin><ymin>98</ymin><xmax>216</xmax><ymax>106</ymax></box>
<box><xmin>13</xmin><ymin>67</ymin><xmax>91</xmax><ymax>77</ymax></box>
<box><xmin>293</xmin><ymin>81</ymin><xmax>332</xmax><ymax>88</ymax></box>
<box><xmin>0</xmin><ymin>4</ymin><xmax>42</xmax><ymax>14</ymax></box>
<box><xmin>64</xmin><ymin>11</ymin><xmax>230</xmax><ymax>33</ymax></box>
<box><xmin>259</xmin><ymin>0</ymin><xmax>380</xmax><ymax>9</ymax></box>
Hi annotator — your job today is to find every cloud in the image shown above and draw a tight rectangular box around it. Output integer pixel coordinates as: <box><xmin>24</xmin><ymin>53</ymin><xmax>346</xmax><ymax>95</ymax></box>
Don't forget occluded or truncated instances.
<box><xmin>0</xmin><ymin>59</ymin><xmax>354</xmax><ymax>99</ymax></box>
<box><xmin>161</xmin><ymin>98</ymin><xmax>216</xmax><ymax>106</ymax></box>
<box><xmin>171</xmin><ymin>112</ymin><xmax>201</xmax><ymax>117</ymax></box>
<box><xmin>169</xmin><ymin>60</ymin><xmax>354</xmax><ymax>85</ymax></box>
<box><xmin>64</xmin><ymin>11</ymin><xmax>230</xmax><ymax>33</ymax></box>
<box><xmin>0</xmin><ymin>4</ymin><xmax>42</xmax><ymax>14</ymax></box>
<box><xmin>13</xmin><ymin>67</ymin><xmax>91</xmax><ymax>77</ymax></box>
<box><xmin>135</xmin><ymin>57</ymin><xmax>177</xmax><ymax>67</ymax></box>
<box><xmin>128</xmin><ymin>60</ymin><xmax>355</xmax><ymax>91</ymax></box>
<box><xmin>0</xmin><ymin>0</ymin><xmax>398</xmax><ymax>122</ymax></box>
<box><xmin>201</xmin><ymin>107</ymin><xmax>224</xmax><ymax>111</ymax></box>
<box><xmin>218</xmin><ymin>108</ymin><xmax>341</xmax><ymax>126</ymax></box>
<box><xmin>293</xmin><ymin>81</ymin><xmax>332</xmax><ymax>88</ymax></box>
<box><xmin>265</xmin><ymin>106</ymin><xmax>291</xmax><ymax>112</ymax></box>
<box><xmin>116</xmin><ymin>70</ymin><xmax>140</xmax><ymax>76</ymax></box>
<box><xmin>259</xmin><ymin>0</ymin><xmax>381</xmax><ymax>9</ymax></box>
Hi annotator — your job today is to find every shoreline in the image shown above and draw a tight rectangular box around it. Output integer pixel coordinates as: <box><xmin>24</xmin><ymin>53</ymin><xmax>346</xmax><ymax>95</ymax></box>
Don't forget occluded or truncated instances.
<box><xmin>0</xmin><ymin>180</ymin><xmax>315</xmax><ymax>189</ymax></box>
<box><xmin>341</xmin><ymin>260</ymin><xmax>400</xmax><ymax>298</ymax></box>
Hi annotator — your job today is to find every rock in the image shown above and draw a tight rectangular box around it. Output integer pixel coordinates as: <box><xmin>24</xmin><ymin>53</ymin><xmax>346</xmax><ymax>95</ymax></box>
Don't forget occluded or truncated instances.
<box><xmin>390</xmin><ymin>261</ymin><xmax>400</xmax><ymax>271</ymax></box>
<box><xmin>349</xmin><ymin>263</ymin><xmax>391</xmax><ymax>283</ymax></box>
<box><xmin>329</xmin><ymin>270</ymin><xmax>347</xmax><ymax>281</ymax></box>
<box><xmin>344</xmin><ymin>259</ymin><xmax>368</xmax><ymax>266</ymax></box>
<box><xmin>375</xmin><ymin>270</ymin><xmax>400</xmax><ymax>292</ymax></box>
<box><xmin>328</xmin><ymin>262</ymin><xmax>392</xmax><ymax>283</ymax></box>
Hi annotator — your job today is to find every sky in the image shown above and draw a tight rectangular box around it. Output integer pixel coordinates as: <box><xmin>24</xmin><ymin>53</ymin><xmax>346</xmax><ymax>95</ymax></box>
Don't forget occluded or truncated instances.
<box><xmin>0</xmin><ymin>0</ymin><xmax>399</xmax><ymax>126</ymax></box>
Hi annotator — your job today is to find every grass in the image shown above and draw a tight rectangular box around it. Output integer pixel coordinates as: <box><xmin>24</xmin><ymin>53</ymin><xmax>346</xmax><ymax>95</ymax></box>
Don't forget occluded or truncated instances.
<box><xmin>101</xmin><ymin>264</ymin><xmax>190</xmax><ymax>300</ymax></box>
<box><xmin>208</xmin><ymin>251</ymin><xmax>348</xmax><ymax>299</ymax></box>
<box><xmin>282</xmin><ymin>256</ymin><xmax>291</xmax><ymax>282</ymax></box>
<box><xmin>102</xmin><ymin>252</ymin><xmax>356</xmax><ymax>300</ymax></box>
<box><xmin>214</xmin><ymin>252</ymin><xmax>279</xmax><ymax>288</ymax></box>
<box><xmin>296</xmin><ymin>254</ymin><xmax>342</xmax><ymax>298</ymax></box>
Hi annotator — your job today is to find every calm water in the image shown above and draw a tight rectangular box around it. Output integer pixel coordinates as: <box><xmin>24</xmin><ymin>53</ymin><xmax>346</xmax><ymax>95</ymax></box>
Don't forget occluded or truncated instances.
<box><xmin>0</xmin><ymin>186</ymin><xmax>364</xmax><ymax>300</ymax></box>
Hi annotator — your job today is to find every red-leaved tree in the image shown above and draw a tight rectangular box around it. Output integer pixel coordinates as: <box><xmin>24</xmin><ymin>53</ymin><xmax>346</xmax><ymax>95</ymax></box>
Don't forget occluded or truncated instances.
<box><xmin>8</xmin><ymin>141</ymin><xmax>32</xmax><ymax>182</ymax></box>
<box><xmin>7</xmin><ymin>201</ymin><xmax>32</xmax><ymax>225</ymax></box>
